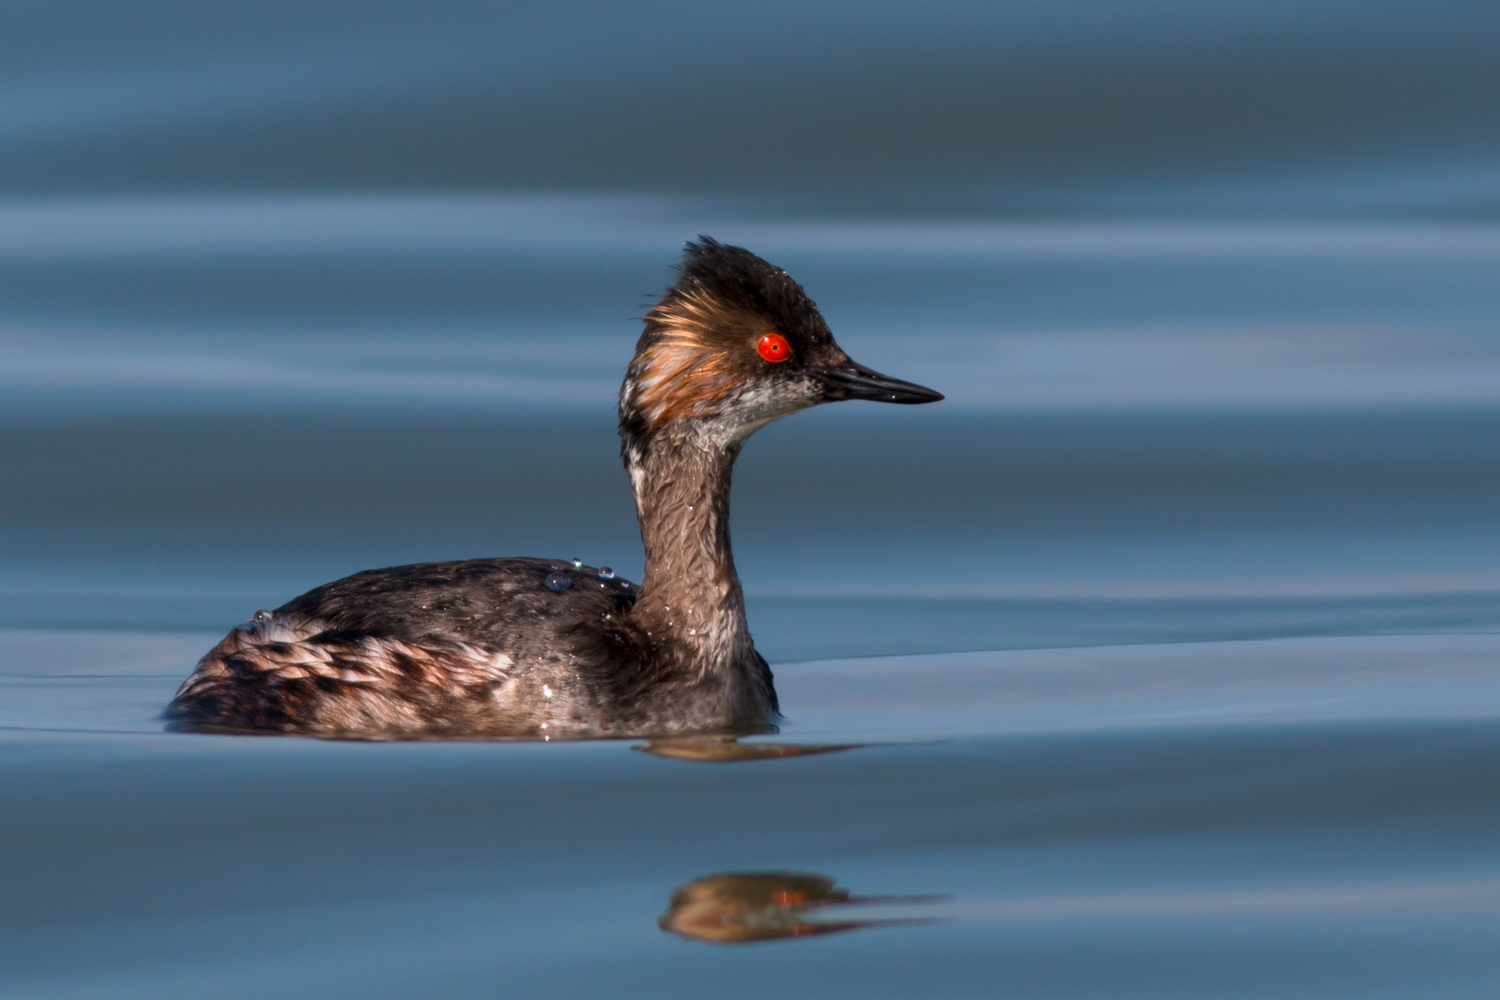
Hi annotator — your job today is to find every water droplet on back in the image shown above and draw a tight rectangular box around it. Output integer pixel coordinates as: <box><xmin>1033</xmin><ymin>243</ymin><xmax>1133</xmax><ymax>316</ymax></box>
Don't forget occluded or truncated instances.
<box><xmin>544</xmin><ymin>571</ymin><xmax>572</xmax><ymax>592</ymax></box>
<box><xmin>598</xmin><ymin>567</ymin><xmax>615</xmax><ymax>579</ymax></box>
<box><xmin>570</xmin><ymin>558</ymin><xmax>583</xmax><ymax>569</ymax></box>
<box><xmin>253</xmin><ymin>609</ymin><xmax>273</xmax><ymax>622</ymax></box>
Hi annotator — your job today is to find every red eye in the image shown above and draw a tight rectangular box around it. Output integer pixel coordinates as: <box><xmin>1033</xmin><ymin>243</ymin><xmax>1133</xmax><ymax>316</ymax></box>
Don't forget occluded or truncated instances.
<box><xmin>757</xmin><ymin>333</ymin><xmax>792</xmax><ymax>363</ymax></box>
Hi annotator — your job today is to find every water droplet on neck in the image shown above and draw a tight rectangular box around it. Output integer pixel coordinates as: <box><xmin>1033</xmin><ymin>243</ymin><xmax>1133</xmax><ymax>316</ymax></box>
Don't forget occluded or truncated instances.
<box><xmin>570</xmin><ymin>558</ymin><xmax>583</xmax><ymax>569</ymax></box>
<box><xmin>253</xmin><ymin>609</ymin><xmax>272</xmax><ymax>622</ymax></box>
<box><xmin>598</xmin><ymin>567</ymin><xmax>615</xmax><ymax>579</ymax></box>
<box><xmin>544</xmin><ymin>572</ymin><xmax>572</xmax><ymax>592</ymax></box>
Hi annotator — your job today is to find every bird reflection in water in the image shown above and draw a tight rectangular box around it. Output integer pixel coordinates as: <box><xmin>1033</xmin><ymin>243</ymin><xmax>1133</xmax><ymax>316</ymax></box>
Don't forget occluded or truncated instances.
<box><xmin>635</xmin><ymin>735</ymin><xmax>862</xmax><ymax>763</ymax></box>
<box><xmin>660</xmin><ymin>872</ymin><xmax>942</xmax><ymax>943</ymax></box>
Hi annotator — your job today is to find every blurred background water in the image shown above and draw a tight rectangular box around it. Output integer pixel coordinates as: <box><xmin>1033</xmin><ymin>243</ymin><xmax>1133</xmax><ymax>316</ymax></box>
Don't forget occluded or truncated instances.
<box><xmin>2</xmin><ymin>2</ymin><xmax>1500</xmax><ymax>997</ymax></box>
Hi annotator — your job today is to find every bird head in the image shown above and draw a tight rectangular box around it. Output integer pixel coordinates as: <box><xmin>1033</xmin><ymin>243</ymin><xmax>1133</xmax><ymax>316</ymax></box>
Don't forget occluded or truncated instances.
<box><xmin>619</xmin><ymin>237</ymin><xmax>942</xmax><ymax>457</ymax></box>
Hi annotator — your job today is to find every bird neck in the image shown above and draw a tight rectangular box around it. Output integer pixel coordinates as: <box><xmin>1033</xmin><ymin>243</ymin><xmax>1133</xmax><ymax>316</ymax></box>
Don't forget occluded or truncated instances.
<box><xmin>625</xmin><ymin>428</ymin><xmax>752</xmax><ymax>670</ymax></box>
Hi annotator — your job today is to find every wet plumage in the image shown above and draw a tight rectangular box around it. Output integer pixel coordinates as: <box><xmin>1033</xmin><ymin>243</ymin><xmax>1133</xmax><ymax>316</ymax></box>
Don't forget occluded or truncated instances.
<box><xmin>166</xmin><ymin>238</ymin><xmax>941</xmax><ymax>738</ymax></box>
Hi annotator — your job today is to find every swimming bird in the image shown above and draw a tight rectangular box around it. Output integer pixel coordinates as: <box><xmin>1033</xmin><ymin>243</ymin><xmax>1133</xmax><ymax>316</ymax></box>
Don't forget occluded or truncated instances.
<box><xmin>166</xmin><ymin>238</ymin><xmax>942</xmax><ymax>738</ymax></box>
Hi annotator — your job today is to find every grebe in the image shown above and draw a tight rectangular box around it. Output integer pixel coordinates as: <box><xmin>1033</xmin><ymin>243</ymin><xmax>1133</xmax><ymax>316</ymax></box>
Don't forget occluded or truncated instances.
<box><xmin>167</xmin><ymin>238</ymin><xmax>942</xmax><ymax>738</ymax></box>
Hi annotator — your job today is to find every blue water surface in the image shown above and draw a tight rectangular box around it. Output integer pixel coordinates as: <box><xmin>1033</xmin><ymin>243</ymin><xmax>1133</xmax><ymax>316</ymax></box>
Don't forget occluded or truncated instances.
<box><xmin>4</xmin><ymin>2</ymin><xmax>1500</xmax><ymax>994</ymax></box>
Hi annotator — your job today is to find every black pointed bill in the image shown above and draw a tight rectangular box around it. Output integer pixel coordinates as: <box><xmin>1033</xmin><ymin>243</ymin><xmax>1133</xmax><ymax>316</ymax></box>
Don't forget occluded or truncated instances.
<box><xmin>822</xmin><ymin>360</ymin><xmax>944</xmax><ymax>404</ymax></box>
